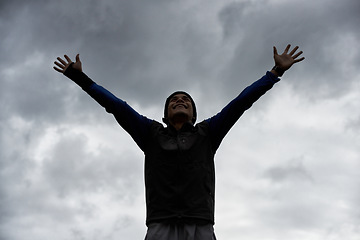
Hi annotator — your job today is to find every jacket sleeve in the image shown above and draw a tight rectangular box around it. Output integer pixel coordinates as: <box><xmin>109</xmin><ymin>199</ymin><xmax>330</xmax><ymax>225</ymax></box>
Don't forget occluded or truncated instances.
<box><xmin>206</xmin><ymin>71</ymin><xmax>280</xmax><ymax>152</ymax></box>
<box><xmin>64</xmin><ymin>65</ymin><xmax>152</xmax><ymax>151</ymax></box>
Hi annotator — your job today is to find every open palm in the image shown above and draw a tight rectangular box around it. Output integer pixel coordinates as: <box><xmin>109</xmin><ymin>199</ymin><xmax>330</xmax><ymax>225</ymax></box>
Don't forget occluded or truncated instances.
<box><xmin>53</xmin><ymin>54</ymin><xmax>82</xmax><ymax>73</ymax></box>
<box><xmin>273</xmin><ymin>44</ymin><xmax>304</xmax><ymax>71</ymax></box>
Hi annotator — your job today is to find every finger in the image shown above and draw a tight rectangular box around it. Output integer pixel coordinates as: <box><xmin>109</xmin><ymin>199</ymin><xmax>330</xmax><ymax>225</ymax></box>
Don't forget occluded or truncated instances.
<box><xmin>64</xmin><ymin>55</ymin><xmax>72</xmax><ymax>63</ymax></box>
<box><xmin>57</xmin><ymin>57</ymin><xmax>67</xmax><ymax>65</ymax></box>
<box><xmin>294</xmin><ymin>57</ymin><xmax>305</xmax><ymax>63</ymax></box>
<box><xmin>289</xmin><ymin>46</ymin><xmax>299</xmax><ymax>55</ymax></box>
<box><xmin>284</xmin><ymin>44</ymin><xmax>291</xmax><ymax>54</ymax></box>
<box><xmin>273</xmin><ymin>46</ymin><xmax>278</xmax><ymax>55</ymax></box>
<box><xmin>54</xmin><ymin>61</ymin><xmax>65</xmax><ymax>68</ymax></box>
<box><xmin>53</xmin><ymin>66</ymin><xmax>64</xmax><ymax>73</ymax></box>
<box><xmin>293</xmin><ymin>50</ymin><xmax>303</xmax><ymax>59</ymax></box>
<box><xmin>75</xmin><ymin>53</ymin><xmax>80</xmax><ymax>63</ymax></box>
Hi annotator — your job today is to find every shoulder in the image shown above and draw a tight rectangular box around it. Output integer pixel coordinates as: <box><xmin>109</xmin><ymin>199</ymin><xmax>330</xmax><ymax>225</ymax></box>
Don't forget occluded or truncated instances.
<box><xmin>194</xmin><ymin>120</ymin><xmax>210</xmax><ymax>136</ymax></box>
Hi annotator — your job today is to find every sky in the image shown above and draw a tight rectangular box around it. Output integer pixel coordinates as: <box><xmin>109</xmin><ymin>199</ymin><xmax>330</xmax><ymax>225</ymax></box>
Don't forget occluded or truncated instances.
<box><xmin>0</xmin><ymin>0</ymin><xmax>359</xmax><ymax>239</ymax></box>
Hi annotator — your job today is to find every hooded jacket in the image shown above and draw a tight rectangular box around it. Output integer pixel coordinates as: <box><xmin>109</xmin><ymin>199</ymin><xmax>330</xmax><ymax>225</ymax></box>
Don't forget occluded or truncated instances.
<box><xmin>64</xmin><ymin>66</ymin><xmax>279</xmax><ymax>225</ymax></box>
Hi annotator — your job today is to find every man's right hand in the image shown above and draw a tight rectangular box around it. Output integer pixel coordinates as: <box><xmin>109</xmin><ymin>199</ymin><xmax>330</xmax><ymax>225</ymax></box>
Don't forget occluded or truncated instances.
<box><xmin>53</xmin><ymin>54</ymin><xmax>82</xmax><ymax>73</ymax></box>
<box><xmin>271</xmin><ymin>45</ymin><xmax>304</xmax><ymax>77</ymax></box>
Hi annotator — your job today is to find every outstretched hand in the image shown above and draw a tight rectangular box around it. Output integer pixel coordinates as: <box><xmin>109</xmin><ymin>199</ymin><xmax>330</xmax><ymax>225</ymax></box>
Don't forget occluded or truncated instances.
<box><xmin>272</xmin><ymin>44</ymin><xmax>304</xmax><ymax>75</ymax></box>
<box><xmin>53</xmin><ymin>54</ymin><xmax>82</xmax><ymax>73</ymax></box>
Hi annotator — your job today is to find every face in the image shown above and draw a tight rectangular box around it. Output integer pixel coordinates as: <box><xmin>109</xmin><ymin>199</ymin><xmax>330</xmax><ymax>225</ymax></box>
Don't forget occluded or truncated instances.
<box><xmin>167</xmin><ymin>94</ymin><xmax>194</xmax><ymax>123</ymax></box>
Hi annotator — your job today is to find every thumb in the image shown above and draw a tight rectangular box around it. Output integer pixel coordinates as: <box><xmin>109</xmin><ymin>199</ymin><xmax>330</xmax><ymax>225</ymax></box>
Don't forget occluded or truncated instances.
<box><xmin>273</xmin><ymin>46</ymin><xmax>278</xmax><ymax>56</ymax></box>
<box><xmin>75</xmin><ymin>53</ymin><xmax>80</xmax><ymax>63</ymax></box>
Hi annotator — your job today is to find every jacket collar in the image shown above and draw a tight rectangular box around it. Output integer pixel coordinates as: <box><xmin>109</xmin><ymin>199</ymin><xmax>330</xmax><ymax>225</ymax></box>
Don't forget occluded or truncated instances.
<box><xmin>167</xmin><ymin>122</ymin><xmax>195</xmax><ymax>133</ymax></box>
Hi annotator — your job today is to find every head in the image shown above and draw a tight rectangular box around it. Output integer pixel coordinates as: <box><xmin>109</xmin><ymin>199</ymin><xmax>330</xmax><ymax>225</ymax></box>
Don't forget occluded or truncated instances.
<box><xmin>163</xmin><ymin>91</ymin><xmax>197</xmax><ymax>126</ymax></box>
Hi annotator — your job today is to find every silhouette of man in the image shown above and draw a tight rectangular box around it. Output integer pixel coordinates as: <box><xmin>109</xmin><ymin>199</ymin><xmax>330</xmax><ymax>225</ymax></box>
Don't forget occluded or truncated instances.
<box><xmin>54</xmin><ymin>44</ymin><xmax>304</xmax><ymax>240</ymax></box>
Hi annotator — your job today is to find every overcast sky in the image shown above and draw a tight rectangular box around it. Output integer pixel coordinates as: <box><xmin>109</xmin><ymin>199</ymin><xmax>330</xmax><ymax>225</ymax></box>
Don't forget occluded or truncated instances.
<box><xmin>1</xmin><ymin>0</ymin><xmax>359</xmax><ymax>239</ymax></box>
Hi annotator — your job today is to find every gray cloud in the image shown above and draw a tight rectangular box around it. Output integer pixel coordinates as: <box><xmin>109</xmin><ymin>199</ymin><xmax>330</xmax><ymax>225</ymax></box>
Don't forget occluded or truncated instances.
<box><xmin>218</xmin><ymin>0</ymin><xmax>360</xmax><ymax>98</ymax></box>
<box><xmin>42</xmin><ymin>131</ymin><xmax>142</xmax><ymax>198</ymax></box>
<box><xmin>263</xmin><ymin>156</ymin><xmax>314</xmax><ymax>184</ymax></box>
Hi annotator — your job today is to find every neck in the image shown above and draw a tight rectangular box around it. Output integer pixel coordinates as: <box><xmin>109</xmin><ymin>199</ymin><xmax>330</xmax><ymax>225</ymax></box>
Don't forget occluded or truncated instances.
<box><xmin>169</xmin><ymin>122</ymin><xmax>185</xmax><ymax>131</ymax></box>
<box><xmin>169</xmin><ymin>119</ymin><xmax>192</xmax><ymax>131</ymax></box>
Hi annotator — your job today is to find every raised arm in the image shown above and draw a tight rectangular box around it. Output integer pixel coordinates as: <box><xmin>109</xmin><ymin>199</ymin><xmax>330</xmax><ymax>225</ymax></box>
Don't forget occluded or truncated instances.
<box><xmin>207</xmin><ymin>45</ymin><xmax>305</xmax><ymax>151</ymax></box>
<box><xmin>53</xmin><ymin>54</ymin><xmax>152</xmax><ymax>151</ymax></box>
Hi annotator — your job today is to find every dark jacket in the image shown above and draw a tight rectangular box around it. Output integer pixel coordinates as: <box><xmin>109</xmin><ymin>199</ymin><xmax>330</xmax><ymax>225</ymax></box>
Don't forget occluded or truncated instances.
<box><xmin>144</xmin><ymin>120</ymin><xmax>216</xmax><ymax>224</ymax></box>
<box><xmin>64</xmin><ymin>66</ymin><xmax>279</xmax><ymax>225</ymax></box>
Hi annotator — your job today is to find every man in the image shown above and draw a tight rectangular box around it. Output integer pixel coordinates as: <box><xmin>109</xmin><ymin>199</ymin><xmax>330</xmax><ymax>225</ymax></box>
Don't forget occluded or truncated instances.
<box><xmin>54</xmin><ymin>44</ymin><xmax>304</xmax><ymax>240</ymax></box>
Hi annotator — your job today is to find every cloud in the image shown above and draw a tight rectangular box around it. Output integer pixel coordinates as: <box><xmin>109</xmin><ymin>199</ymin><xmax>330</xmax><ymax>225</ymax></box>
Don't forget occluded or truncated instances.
<box><xmin>217</xmin><ymin>0</ymin><xmax>360</xmax><ymax>99</ymax></box>
<box><xmin>41</xmin><ymin>129</ymin><xmax>142</xmax><ymax>199</ymax></box>
<box><xmin>263</xmin><ymin>156</ymin><xmax>314</xmax><ymax>183</ymax></box>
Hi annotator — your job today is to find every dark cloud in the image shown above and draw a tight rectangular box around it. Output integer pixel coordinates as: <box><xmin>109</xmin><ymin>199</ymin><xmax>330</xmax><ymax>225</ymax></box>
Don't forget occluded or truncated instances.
<box><xmin>217</xmin><ymin>0</ymin><xmax>360</xmax><ymax>99</ymax></box>
<box><xmin>1</xmin><ymin>0</ymin><xmax>217</xmax><ymax>112</ymax></box>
